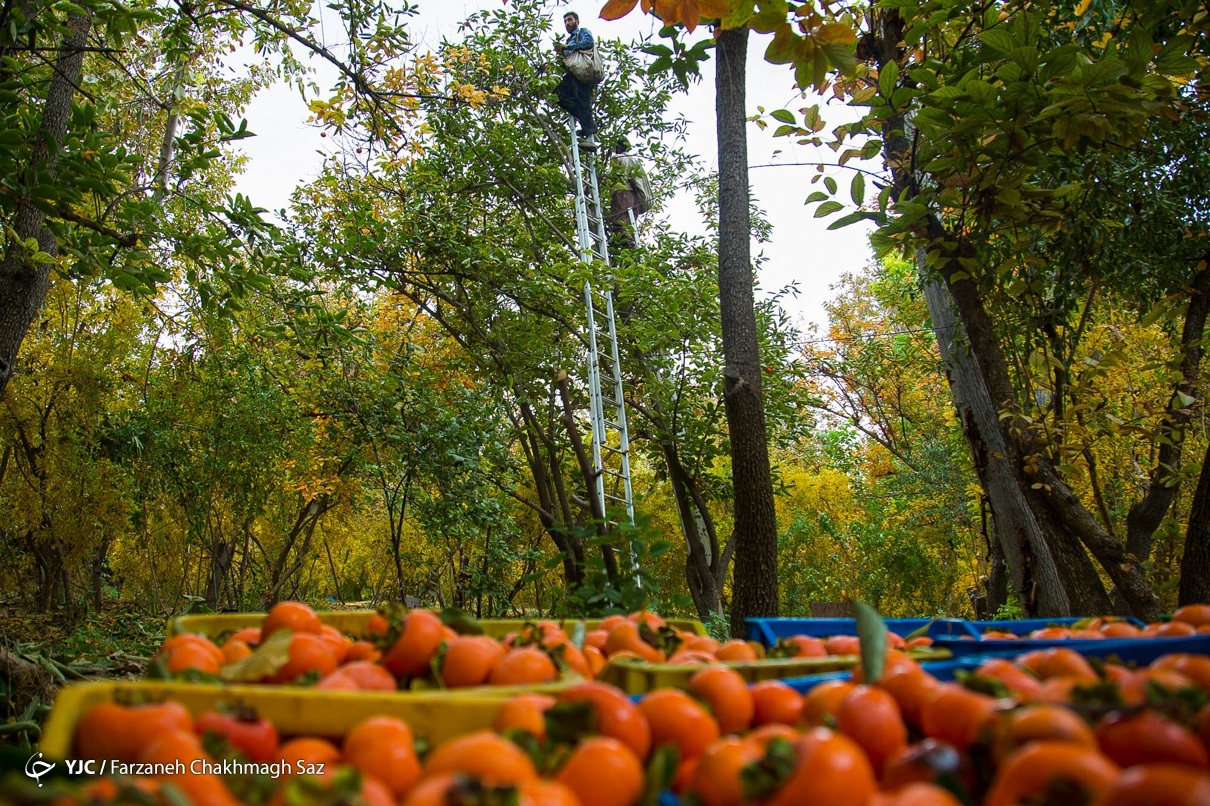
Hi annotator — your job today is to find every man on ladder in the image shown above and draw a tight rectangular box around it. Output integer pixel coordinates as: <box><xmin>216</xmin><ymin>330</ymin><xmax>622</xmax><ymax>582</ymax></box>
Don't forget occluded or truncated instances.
<box><xmin>560</xmin><ymin>99</ymin><xmax>637</xmax><ymax>549</ymax></box>
<box><xmin>607</xmin><ymin>136</ymin><xmax>653</xmax><ymax>250</ymax></box>
<box><xmin>554</xmin><ymin>11</ymin><xmax>600</xmax><ymax>146</ymax></box>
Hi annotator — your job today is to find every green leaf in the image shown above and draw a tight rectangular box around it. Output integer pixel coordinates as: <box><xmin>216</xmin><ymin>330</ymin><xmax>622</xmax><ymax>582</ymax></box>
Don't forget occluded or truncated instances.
<box><xmin>53</xmin><ymin>0</ymin><xmax>87</xmax><ymax>14</ymax></box>
<box><xmin>878</xmin><ymin>61</ymin><xmax>899</xmax><ymax>98</ymax></box>
<box><xmin>850</xmin><ymin>173</ymin><xmax>865</xmax><ymax>206</ymax></box>
<box><xmin>904</xmin><ymin>620</ymin><xmax>937</xmax><ymax>641</ymax></box>
<box><xmin>570</xmin><ymin>620</ymin><xmax>586</xmax><ymax>649</ymax></box>
<box><xmin>750</xmin><ymin>1</ymin><xmax>789</xmax><ymax>34</ymax></box>
<box><xmin>722</xmin><ymin>0</ymin><xmax>756</xmax><ymax>29</ymax></box>
<box><xmin>821</xmin><ymin>42</ymin><xmax>856</xmax><ymax>75</ymax></box>
<box><xmin>641</xmin><ymin>744</ymin><xmax>680</xmax><ymax>806</ymax></box>
<box><xmin>827</xmin><ymin>210</ymin><xmax>871</xmax><ymax>230</ymax></box>
<box><xmin>854</xmin><ymin>602</ymin><xmax>887</xmax><ymax>684</ymax></box>
<box><xmin>771</xmin><ymin>108</ymin><xmax>796</xmax><ymax>125</ymax></box>
<box><xmin>824</xmin><ymin>176</ymin><xmax>838</xmax><ymax>194</ymax></box>
<box><xmin>814</xmin><ymin>200</ymin><xmax>844</xmax><ymax>217</ymax></box>
<box><xmin>979</xmin><ymin>28</ymin><xmax>1016</xmax><ymax>54</ymax></box>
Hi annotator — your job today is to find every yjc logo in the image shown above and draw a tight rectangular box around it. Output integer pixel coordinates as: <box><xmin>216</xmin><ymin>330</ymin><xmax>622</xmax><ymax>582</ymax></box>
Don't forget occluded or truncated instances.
<box><xmin>25</xmin><ymin>752</ymin><xmax>56</xmax><ymax>787</ymax></box>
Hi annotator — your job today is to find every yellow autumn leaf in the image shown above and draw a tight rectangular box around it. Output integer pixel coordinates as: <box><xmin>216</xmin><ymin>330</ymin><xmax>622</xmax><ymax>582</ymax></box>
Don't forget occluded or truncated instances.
<box><xmin>697</xmin><ymin>0</ymin><xmax>733</xmax><ymax>16</ymax></box>
<box><xmin>817</xmin><ymin>22</ymin><xmax>857</xmax><ymax>46</ymax></box>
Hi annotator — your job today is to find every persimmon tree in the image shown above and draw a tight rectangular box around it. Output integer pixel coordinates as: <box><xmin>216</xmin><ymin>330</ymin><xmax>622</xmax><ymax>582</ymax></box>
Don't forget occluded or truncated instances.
<box><xmin>290</xmin><ymin>0</ymin><xmax>807</xmax><ymax>619</ymax></box>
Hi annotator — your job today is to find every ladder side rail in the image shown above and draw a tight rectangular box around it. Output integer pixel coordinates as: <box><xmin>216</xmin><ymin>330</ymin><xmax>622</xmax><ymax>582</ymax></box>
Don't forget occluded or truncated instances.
<box><xmin>603</xmin><ymin>290</ymin><xmax>636</xmax><ymax>531</ymax></box>
<box><xmin>583</xmin><ymin>281</ymin><xmax>609</xmax><ymax>520</ymax></box>
<box><xmin>585</xmin><ymin>161</ymin><xmax>611</xmax><ymax>267</ymax></box>
<box><xmin>569</xmin><ymin>118</ymin><xmax>594</xmax><ymax>263</ymax></box>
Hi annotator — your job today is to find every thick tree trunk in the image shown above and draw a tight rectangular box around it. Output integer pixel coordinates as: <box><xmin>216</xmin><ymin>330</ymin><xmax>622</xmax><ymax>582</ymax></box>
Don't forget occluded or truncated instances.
<box><xmin>0</xmin><ymin>10</ymin><xmax>93</xmax><ymax>397</ymax></box>
<box><xmin>1180</xmin><ymin>439</ymin><xmax>1210</xmax><ymax>605</ymax></box>
<box><xmin>863</xmin><ymin>7</ymin><xmax>1165</xmax><ymax>620</ymax></box>
<box><xmin>1125</xmin><ymin>265</ymin><xmax>1210</xmax><ymax>561</ymax></box>
<box><xmin>920</xmin><ymin>270</ymin><xmax>1071</xmax><ymax>616</ymax></box>
<box><xmin>716</xmin><ymin>27</ymin><xmax>780</xmax><ymax>637</ymax></box>
<box><xmin>867</xmin><ymin>13</ymin><xmax>1066</xmax><ymax>616</ymax></box>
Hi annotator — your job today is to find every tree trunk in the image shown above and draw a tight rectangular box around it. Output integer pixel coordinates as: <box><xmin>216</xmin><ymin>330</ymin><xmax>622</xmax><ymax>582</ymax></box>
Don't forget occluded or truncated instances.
<box><xmin>864</xmin><ymin>6</ymin><xmax>1158</xmax><ymax>619</ymax></box>
<box><xmin>716</xmin><ymin>26</ymin><xmax>780</xmax><ymax>637</ymax></box>
<box><xmin>982</xmin><ymin>533</ymin><xmax>1008</xmax><ymax>618</ymax></box>
<box><xmin>516</xmin><ymin>398</ymin><xmax>585</xmax><ymax>588</ymax></box>
<box><xmin>1180</xmin><ymin>439</ymin><xmax>1210</xmax><ymax>605</ymax></box>
<box><xmin>206</xmin><ymin>537</ymin><xmax>236</xmax><ymax>610</ymax></box>
<box><xmin>1125</xmin><ymin>264</ymin><xmax>1210</xmax><ymax>562</ymax></box>
<box><xmin>919</xmin><ymin>260</ymin><xmax>1071</xmax><ymax>616</ymax></box>
<box><xmin>90</xmin><ymin>536</ymin><xmax>110</xmax><ymax>612</ymax></box>
<box><xmin>0</xmin><ymin>10</ymin><xmax>93</xmax><ymax>397</ymax></box>
<box><xmin>663</xmin><ymin>441</ymin><xmax>723</xmax><ymax>619</ymax></box>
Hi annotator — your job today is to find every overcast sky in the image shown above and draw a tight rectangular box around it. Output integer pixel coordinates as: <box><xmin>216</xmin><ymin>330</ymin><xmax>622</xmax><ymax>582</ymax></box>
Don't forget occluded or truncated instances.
<box><xmin>231</xmin><ymin>1</ymin><xmax>877</xmax><ymax>333</ymax></box>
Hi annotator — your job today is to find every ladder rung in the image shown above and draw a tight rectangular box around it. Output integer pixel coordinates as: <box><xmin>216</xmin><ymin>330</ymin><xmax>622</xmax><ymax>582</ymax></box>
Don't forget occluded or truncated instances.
<box><xmin>602</xmin><ymin>445</ymin><xmax>628</xmax><ymax>455</ymax></box>
<box><xmin>601</xmin><ymin>468</ymin><xmax>626</xmax><ymax>478</ymax></box>
<box><xmin>604</xmin><ymin>492</ymin><xmax>628</xmax><ymax>503</ymax></box>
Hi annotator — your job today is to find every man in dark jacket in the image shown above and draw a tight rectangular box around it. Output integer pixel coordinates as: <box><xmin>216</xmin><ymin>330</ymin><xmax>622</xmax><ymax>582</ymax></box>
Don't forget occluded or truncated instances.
<box><xmin>554</xmin><ymin>11</ymin><xmax>598</xmax><ymax>140</ymax></box>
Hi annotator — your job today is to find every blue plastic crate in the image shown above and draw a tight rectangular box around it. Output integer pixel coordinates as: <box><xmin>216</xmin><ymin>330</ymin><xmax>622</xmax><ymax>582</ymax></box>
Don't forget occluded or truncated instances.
<box><xmin>927</xmin><ymin>617</ymin><xmax>1144</xmax><ymax>640</ymax></box>
<box><xmin>779</xmin><ymin>633</ymin><xmax>1210</xmax><ymax>693</ymax></box>
<box><xmin>745</xmin><ymin>617</ymin><xmax>935</xmax><ymax>647</ymax></box>
<box><xmin>929</xmin><ymin>617</ymin><xmax>1176</xmax><ymax>658</ymax></box>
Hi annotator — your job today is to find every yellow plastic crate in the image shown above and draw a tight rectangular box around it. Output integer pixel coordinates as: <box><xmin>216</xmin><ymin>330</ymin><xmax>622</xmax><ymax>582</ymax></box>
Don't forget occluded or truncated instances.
<box><xmin>596</xmin><ymin>647</ymin><xmax>952</xmax><ymax>695</ymax></box>
<box><xmin>41</xmin><ymin>680</ymin><xmax>523</xmax><ymax>761</ymax></box>
<box><xmin>166</xmin><ymin>611</ymin><xmax>707</xmax><ymax>640</ymax></box>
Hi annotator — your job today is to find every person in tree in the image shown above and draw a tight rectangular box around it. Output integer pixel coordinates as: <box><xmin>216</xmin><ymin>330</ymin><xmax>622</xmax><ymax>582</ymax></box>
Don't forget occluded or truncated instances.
<box><xmin>608</xmin><ymin>137</ymin><xmax>653</xmax><ymax>249</ymax></box>
<box><xmin>554</xmin><ymin>11</ymin><xmax>598</xmax><ymax>142</ymax></box>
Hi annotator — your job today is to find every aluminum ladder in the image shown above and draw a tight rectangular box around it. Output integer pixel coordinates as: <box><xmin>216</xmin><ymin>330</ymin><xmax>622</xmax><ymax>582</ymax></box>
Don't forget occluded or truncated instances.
<box><xmin>567</xmin><ymin>117</ymin><xmax>635</xmax><ymax>539</ymax></box>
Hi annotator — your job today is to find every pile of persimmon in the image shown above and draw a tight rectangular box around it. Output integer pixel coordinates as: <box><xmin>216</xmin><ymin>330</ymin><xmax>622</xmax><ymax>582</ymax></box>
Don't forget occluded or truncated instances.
<box><xmin>46</xmin><ymin>644</ymin><xmax>1210</xmax><ymax>806</ymax></box>
<box><xmin>671</xmin><ymin>646</ymin><xmax>1210</xmax><ymax>805</ymax></box>
<box><xmin>155</xmin><ymin>602</ymin><xmax>765</xmax><ymax>690</ymax></box>
<box><xmin>56</xmin><ymin>679</ymin><xmax>712</xmax><ymax>806</ymax></box>
<box><xmin>766</xmin><ymin>629</ymin><xmax>934</xmax><ymax>658</ymax></box>
<box><xmin>60</xmin><ymin>697</ymin><xmax>587</xmax><ymax>805</ymax></box>
<box><xmin>975</xmin><ymin>604</ymin><xmax>1210</xmax><ymax>641</ymax></box>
